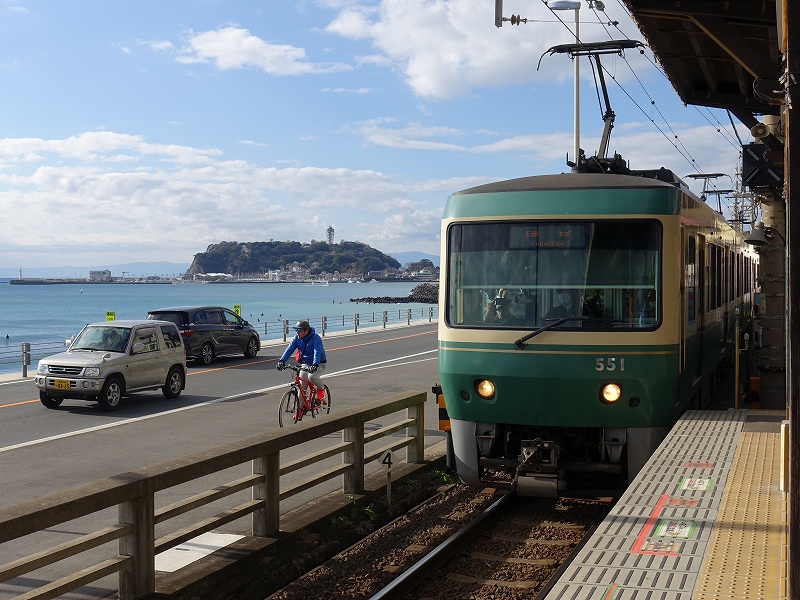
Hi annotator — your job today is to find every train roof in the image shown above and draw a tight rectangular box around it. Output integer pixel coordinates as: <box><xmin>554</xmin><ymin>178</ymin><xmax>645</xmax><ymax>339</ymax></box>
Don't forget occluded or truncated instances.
<box><xmin>455</xmin><ymin>169</ymin><xmax>692</xmax><ymax>196</ymax></box>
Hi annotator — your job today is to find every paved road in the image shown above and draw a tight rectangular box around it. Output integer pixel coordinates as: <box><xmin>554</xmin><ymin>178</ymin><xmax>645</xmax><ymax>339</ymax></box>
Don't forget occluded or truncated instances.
<box><xmin>0</xmin><ymin>323</ymin><xmax>441</xmax><ymax>510</ymax></box>
<box><xmin>0</xmin><ymin>323</ymin><xmax>442</xmax><ymax>600</ymax></box>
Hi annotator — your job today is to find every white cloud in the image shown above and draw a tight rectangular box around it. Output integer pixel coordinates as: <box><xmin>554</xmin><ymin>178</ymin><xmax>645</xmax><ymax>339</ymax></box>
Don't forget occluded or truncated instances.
<box><xmin>0</xmin><ymin>132</ymin><xmax>221</xmax><ymax>164</ymax></box>
<box><xmin>321</xmin><ymin>87</ymin><xmax>376</xmax><ymax>94</ymax></box>
<box><xmin>0</xmin><ymin>131</ymin><xmax>455</xmax><ymax>267</ymax></box>
<box><xmin>326</xmin><ymin>0</ymin><xmax>652</xmax><ymax>100</ymax></box>
<box><xmin>339</xmin><ymin>116</ymin><xmax>743</xmax><ymax>189</ymax></box>
<box><xmin>365</xmin><ymin>208</ymin><xmax>443</xmax><ymax>249</ymax></box>
<box><xmin>141</xmin><ymin>39</ymin><xmax>175</xmax><ymax>53</ymax></box>
<box><xmin>169</xmin><ymin>26</ymin><xmax>353</xmax><ymax>75</ymax></box>
<box><xmin>5</xmin><ymin>4</ymin><xmax>29</xmax><ymax>14</ymax></box>
<box><xmin>239</xmin><ymin>139</ymin><xmax>269</xmax><ymax>147</ymax></box>
<box><xmin>0</xmin><ymin>119</ymin><xmax>743</xmax><ymax>270</ymax></box>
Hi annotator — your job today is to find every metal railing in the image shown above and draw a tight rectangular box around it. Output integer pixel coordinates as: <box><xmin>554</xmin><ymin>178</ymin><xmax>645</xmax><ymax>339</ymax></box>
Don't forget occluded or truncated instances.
<box><xmin>0</xmin><ymin>391</ymin><xmax>426</xmax><ymax>600</ymax></box>
<box><xmin>0</xmin><ymin>308</ymin><xmax>438</xmax><ymax>377</ymax></box>
<box><xmin>0</xmin><ymin>341</ymin><xmax>65</xmax><ymax>377</ymax></box>
<box><xmin>270</xmin><ymin>306</ymin><xmax>438</xmax><ymax>340</ymax></box>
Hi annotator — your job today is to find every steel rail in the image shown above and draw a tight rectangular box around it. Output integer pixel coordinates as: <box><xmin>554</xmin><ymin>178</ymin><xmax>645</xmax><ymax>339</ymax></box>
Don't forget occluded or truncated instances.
<box><xmin>369</xmin><ymin>491</ymin><xmax>515</xmax><ymax>600</ymax></box>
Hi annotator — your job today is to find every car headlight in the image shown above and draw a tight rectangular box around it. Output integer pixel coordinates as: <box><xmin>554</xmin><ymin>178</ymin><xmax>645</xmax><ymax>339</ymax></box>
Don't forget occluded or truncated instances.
<box><xmin>475</xmin><ymin>379</ymin><xmax>495</xmax><ymax>400</ymax></box>
<box><xmin>600</xmin><ymin>383</ymin><xmax>622</xmax><ymax>403</ymax></box>
<box><xmin>84</xmin><ymin>367</ymin><xmax>100</xmax><ymax>377</ymax></box>
<box><xmin>37</xmin><ymin>363</ymin><xmax>48</xmax><ymax>375</ymax></box>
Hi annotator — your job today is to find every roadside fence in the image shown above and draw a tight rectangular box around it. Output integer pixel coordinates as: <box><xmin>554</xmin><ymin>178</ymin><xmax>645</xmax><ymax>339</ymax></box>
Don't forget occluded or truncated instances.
<box><xmin>0</xmin><ymin>307</ymin><xmax>439</xmax><ymax>377</ymax></box>
<box><xmin>0</xmin><ymin>340</ymin><xmax>66</xmax><ymax>378</ymax></box>
<box><xmin>0</xmin><ymin>391</ymin><xmax>427</xmax><ymax>600</ymax></box>
<box><xmin>275</xmin><ymin>306</ymin><xmax>438</xmax><ymax>341</ymax></box>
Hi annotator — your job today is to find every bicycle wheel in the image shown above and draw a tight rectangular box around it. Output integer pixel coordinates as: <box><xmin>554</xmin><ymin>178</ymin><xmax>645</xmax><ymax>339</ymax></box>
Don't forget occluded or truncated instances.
<box><xmin>279</xmin><ymin>388</ymin><xmax>300</xmax><ymax>427</ymax></box>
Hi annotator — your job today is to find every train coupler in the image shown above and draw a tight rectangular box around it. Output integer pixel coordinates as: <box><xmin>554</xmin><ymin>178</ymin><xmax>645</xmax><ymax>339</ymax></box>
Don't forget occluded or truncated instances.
<box><xmin>520</xmin><ymin>439</ymin><xmax>559</xmax><ymax>470</ymax></box>
<box><xmin>515</xmin><ymin>439</ymin><xmax>566</xmax><ymax>497</ymax></box>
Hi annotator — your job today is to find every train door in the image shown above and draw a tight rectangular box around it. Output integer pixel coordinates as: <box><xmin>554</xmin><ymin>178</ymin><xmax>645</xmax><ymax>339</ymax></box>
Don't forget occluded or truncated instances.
<box><xmin>682</xmin><ymin>232</ymin><xmax>702</xmax><ymax>379</ymax></box>
<box><xmin>681</xmin><ymin>227</ymin><xmax>687</xmax><ymax>373</ymax></box>
<box><xmin>696</xmin><ymin>235</ymin><xmax>707</xmax><ymax>380</ymax></box>
<box><xmin>680</xmin><ymin>227</ymin><xmax>692</xmax><ymax>375</ymax></box>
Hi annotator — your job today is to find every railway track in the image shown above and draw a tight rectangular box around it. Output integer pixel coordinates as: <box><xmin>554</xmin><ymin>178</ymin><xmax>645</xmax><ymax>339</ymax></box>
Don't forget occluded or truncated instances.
<box><xmin>268</xmin><ymin>484</ymin><xmax>612</xmax><ymax>600</ymax></box>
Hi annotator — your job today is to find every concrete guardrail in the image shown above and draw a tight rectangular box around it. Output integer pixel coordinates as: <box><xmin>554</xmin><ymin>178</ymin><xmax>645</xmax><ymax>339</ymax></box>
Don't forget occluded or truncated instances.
<box><xmin>0</xmin><ymin>391</ymin><xmax>426</xmax><ymax>599</ymax></box>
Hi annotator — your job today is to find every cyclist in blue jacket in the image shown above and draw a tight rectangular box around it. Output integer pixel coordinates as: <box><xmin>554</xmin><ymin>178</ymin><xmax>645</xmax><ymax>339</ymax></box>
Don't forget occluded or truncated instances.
<box><xmin>276</xmin><ymin>320</ymin><xmax>327</xmax><ymax>400</ymax></box>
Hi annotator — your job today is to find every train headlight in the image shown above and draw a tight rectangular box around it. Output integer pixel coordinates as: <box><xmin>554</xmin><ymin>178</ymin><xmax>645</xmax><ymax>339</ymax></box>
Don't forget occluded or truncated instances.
<box><xmin>475</xmin><ymin>379</ymin><xmax>495</xmax><ymax>400</ymax></box>
<box><xmin>600</xmin><ymin>383</ymin><xmax>622</xmax><ymax>403</ymax></box>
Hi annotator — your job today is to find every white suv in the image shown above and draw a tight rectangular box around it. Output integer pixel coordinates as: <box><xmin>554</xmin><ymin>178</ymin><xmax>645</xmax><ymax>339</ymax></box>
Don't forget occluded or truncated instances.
<box><xmin>35</xmin><ymin>320</ymin><xmax>187</xmax><ymax>411</ymax></box>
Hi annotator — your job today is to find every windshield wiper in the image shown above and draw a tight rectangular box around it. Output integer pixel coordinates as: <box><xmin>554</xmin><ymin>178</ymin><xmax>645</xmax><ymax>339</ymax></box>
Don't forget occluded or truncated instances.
<box><xmin>513</xmin><ymin>316</ymin><xmax>588</xmax><ymax>349</ymax></box>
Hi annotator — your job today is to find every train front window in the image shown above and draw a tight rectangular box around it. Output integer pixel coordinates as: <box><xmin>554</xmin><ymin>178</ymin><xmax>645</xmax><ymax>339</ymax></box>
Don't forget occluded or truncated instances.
<box><xmin>446</xmin><ymin>221</ymin><xmax>661</xmax><ymax>330</ymax></box>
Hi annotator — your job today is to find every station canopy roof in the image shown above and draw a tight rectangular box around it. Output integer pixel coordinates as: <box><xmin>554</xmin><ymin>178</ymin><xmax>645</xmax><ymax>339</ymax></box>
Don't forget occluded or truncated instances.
<box><xmin>622</xmin><ymin>0</ymin><xmax>782</xmax><ymax>125</ymax></box>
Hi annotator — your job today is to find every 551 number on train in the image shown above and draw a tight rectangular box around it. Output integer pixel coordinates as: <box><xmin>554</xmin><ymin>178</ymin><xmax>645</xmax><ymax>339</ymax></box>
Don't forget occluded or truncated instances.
<box><xmin>595</xmin><ymin>357</ymin><xmax>625</xmax><ymax>372</ymax></box>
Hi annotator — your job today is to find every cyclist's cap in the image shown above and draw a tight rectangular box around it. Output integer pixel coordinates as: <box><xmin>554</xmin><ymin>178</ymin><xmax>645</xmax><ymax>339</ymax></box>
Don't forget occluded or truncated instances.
<box><xmin>295</xmin><ymin>320</ymin><xmax>310</xmax><ymax>330</ymax></box>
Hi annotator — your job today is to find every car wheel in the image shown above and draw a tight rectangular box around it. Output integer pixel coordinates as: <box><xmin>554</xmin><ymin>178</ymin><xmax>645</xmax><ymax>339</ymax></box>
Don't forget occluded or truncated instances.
<box><xmin>163</xmin><ymin>367</ymin><xmax>185</xmax><ymax>399</ymax></box>
<box><xmin>39</xmin><ymin>391</ymin><xmax>63</xmax><ymax>409</ymax></box>
<box><xmin>98</xmin><ymin>377</ymin><xmax>124</xmax><ymax>411</ymax></box>
<box><xmin>245</xmin><ymin>336</ymin><xmax>259</xmax><ymax>358</ymax></box>
<box><xmin>200</xmin><ymin>343</ymin><xmax>214</xmax><ymax>365</ymax></box>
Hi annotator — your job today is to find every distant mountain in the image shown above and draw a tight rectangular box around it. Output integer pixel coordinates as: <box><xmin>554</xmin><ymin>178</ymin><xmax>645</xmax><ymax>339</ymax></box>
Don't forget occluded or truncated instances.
<box><xmin>390</xmin><ymin>252</ymin><xmax>439</xmax><ymax>267</ymax></box>
<box><xmin>0</xmin><ymin>262</ymin><xmax>191</xmax><ymax>279</ymax></box>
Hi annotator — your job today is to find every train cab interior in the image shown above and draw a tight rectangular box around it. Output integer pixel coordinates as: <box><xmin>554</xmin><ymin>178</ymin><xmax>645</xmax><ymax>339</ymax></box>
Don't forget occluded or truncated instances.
<box><xmin>447</xmin><ymin>220</ymin><xmax>660</xmax><ymax>330</ymax></box>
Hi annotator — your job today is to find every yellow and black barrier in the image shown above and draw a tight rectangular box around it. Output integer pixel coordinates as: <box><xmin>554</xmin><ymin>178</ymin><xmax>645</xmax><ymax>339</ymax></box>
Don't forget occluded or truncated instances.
<box><xmin>432</xmin><ymin>384</ymin><xmax>450</xmax><ymax>431</ymax></box>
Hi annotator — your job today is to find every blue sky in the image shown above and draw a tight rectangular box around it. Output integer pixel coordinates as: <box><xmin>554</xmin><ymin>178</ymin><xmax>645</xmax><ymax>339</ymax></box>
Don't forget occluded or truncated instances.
<box><xmin>0</xmin><ymin>0</ymin><xmax>749</xmax><ymax>273</ymax></box>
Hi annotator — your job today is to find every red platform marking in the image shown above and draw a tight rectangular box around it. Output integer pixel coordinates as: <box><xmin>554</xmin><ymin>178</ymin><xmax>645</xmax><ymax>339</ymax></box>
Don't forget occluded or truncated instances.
<box><xmin>630</xmin><ymin>493</ymin><xmax>680</xmax><ymax>556</ymax></box>
<box><xmin>666</xmin><ymin>498</ymin><xmax>698</xmax><ymax>507</ymax></box>
<box><xmin>601</xmin><ymin>582</ymin><xmax>619</xmax><ymax>599</ymax></box>
<box><xmin>684</xmin><ymin>461</ymin><xmax>714</xmax><ymax>468</ymax></box>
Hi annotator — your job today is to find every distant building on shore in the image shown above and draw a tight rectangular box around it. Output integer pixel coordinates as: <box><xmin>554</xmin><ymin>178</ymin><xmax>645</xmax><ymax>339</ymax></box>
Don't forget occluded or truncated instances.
<box><xmin>89</xmin><ymin>270</ymin><xmax>112</xmax><ymax>282</ymax></box>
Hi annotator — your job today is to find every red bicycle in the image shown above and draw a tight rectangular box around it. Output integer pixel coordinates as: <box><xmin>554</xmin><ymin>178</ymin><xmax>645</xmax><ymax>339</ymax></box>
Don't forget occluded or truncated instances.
<box><xmin>278</xmin><ymin>364</ymin><xmax>331</xmax><ymax>427</ymax></box>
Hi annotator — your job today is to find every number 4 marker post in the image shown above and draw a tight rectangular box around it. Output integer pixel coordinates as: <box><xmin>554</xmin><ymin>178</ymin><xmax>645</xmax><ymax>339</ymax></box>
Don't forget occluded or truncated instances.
<box><xmin>380</xmin><ymin>450</ymin><xmax>396</xmax><ymax>506</ymax></box>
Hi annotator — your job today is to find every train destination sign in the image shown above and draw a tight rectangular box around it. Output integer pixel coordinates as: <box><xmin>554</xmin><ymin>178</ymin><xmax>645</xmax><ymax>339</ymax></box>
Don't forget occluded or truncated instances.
<box><xmin>509</xmin><ymin>223</ymin><xmax>588</xmax><ymax>249</ymax></box>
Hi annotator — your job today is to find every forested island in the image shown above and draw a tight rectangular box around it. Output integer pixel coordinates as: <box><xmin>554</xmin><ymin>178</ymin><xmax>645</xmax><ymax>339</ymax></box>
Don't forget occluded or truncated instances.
<box><xmin>186</xmin><ymin>240</ymin><xmax>403</xmax><ymax>278</ymax></box>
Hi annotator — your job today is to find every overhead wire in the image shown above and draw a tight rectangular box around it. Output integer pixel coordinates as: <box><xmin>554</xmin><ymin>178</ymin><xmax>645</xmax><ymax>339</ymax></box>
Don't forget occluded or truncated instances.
<box><xmin>606</xmin><ymin>1</ymin><xmax>743</xmax><ymax>150</ymax></box>
<box><xmin>602</xmin><ymin>1</ymin><xmax>755</xmax><ymax>219</ymax></box>
<box><xmin>691</xmin><ymin>105</ymin><xmax>741</xmax><ymax>149</ymax></box>
<box><xmin>595</xmin><ymin>3</ymin><xmax>738</xmax><ymax>157</ymax></box>
<box><xmin>541</xmin><ymin>0</ymin><xmax>702</xmax><ymax>174</ymax></box>
<box><xmin>541</xmin><ymin>0</ymin><xmax>744</xmax><ymax>209</ymax></box>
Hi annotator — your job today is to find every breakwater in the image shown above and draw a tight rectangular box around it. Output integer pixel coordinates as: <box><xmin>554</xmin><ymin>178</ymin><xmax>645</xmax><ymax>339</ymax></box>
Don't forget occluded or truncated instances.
<box><xmin>9</xmin><ymin>278</ymin><xmax>173</xmax><ymax>285</ymax></box>
<box><xmin>349</xmin><ymin>283</ymin><xmax>438</xmax><ymax>304</ymax></box>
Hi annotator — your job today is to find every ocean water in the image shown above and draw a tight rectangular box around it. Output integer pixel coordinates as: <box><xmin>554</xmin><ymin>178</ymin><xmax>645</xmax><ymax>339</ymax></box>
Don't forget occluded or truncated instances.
<box><xmin>0</xmin><ymin>280</ymin><xmax>438</xmax><ymax>375</ymax></box>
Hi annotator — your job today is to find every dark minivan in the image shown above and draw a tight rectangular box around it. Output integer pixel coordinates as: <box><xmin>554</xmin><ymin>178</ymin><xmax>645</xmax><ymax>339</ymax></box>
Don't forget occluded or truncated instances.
<box><xmin>146</xmin><ymin>306</ymin><xmax>261</xmax><ymax>365</ymax></box>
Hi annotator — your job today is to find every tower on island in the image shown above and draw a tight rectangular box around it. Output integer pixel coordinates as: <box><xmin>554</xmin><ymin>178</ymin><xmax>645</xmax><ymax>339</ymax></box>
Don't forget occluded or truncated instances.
<box><xmin>326</xmin><ymin>226</ymin><xmax>334</xmax><ymax>245</ymax></box>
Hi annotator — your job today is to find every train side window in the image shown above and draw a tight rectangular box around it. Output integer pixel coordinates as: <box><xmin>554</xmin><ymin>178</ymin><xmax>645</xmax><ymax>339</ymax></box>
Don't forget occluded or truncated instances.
<box><xmin>686</xmin><ymin>235</ymin><xmax>696</xmax><ymax>323</ymax></box>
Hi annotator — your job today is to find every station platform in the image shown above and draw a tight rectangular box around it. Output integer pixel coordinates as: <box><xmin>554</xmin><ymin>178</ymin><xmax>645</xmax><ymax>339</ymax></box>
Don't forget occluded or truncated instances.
<box><xmin>545</xmin><ymin>408</ymin><xmax>789</xmax><ymax>600</ymax></box>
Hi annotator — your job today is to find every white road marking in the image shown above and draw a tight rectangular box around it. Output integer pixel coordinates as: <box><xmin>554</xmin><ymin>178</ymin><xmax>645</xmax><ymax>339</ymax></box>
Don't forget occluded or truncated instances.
<box><xmin>0</xmin><ymin>378</ymin><xmax>30</xmax><ymax>386</ymax></box>
<box><xmin>155</xmin><ymin>532</ymin><xmax>245</xmax><ymax>572</ymax></box>
<box><xmin>0</xmin><ymin>350</ymin><xmax>437</xmax><ymax>453</ymax></box>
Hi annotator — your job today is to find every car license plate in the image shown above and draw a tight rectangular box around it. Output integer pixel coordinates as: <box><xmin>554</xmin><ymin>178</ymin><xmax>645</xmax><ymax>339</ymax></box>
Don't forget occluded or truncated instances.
<box><xmin>54</xmin><ymin>379</ymin><xmax>71</xmax><ymax>390</ymax></box>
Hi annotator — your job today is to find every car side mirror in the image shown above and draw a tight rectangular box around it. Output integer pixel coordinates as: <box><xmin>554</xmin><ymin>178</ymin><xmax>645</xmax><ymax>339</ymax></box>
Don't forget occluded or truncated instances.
<box><xmin>240</xmin><ymin>320</ymin><xmax>249</xmax><ymax>327</ymax></box>
<box><xmin>132</xmin><ymin>342</ymin><xmax>145</xmax><ymax>355</ymax></box>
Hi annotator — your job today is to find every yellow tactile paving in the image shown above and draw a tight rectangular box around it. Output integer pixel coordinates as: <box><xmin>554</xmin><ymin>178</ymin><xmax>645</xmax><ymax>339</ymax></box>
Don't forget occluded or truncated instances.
<box><xmin>693</xmin><ymin>429</ymin><xmax>788</xmax><ymax>600</ymax></box>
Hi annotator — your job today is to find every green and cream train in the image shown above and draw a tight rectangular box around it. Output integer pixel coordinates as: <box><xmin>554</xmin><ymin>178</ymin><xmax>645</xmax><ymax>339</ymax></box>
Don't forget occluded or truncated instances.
<box><xmin>437</xmin><ymin>170</ymin><xmax>757</xmax><ymax>497</ymax></box>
